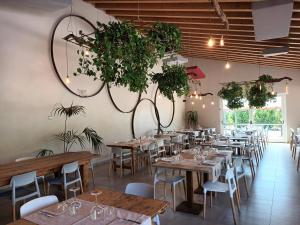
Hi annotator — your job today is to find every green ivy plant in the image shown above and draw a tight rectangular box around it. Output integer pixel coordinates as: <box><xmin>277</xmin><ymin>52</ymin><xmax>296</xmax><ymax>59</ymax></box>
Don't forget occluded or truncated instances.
<box><xmin>73</xmin><ymin>21</ymin><xmax>182</xmax><ymax>93</ymax></box>
<box><xmin>218</xmin><ymin>82</ymin><xmax>244</xmax><ymax>109</ymax></box>
<box><xmin>148</xmin><ymin>22</ymin><xmax>181</xmax><ymax>58</ymax></box>
<box><xmin>246</xmin><ymin>84</ymin><xmax>274</xmax><ymax>108</ymax></box>
<box><xmin>152</xmin><ymin>64</ymin><xmax>189</xmax><ymax>100</ymax></box>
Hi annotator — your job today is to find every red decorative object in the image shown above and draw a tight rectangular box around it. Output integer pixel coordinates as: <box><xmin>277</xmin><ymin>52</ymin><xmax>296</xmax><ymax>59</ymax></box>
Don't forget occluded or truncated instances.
<box><xmin>186</xmin><ymin>66</ymin><xmax>206</xmax><ymax>80</ymax></box>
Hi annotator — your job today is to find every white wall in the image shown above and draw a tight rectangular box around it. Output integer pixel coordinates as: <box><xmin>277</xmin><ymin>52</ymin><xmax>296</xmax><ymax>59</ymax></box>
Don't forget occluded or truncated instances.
<box><xmin>186</xmin><ymin>57</ymin><xmax>300</xmax><ymax>142</ymax></box>
<box><xmin>0</xmin><ymin>0</ymin><xmax>185</xmax><ymax>163</ymax></box>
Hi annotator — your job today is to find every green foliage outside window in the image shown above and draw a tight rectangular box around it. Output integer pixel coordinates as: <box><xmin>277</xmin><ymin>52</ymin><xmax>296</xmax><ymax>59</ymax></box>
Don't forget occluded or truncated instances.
<box><xmin>253</xmin><ymin>109</ymin><xmax>282</xmax><ymax>124</ymax></box>
<box><xmin>236</xmin><ymin>110</ymin><xmax>249</xmax><ymax>124</ymax></box>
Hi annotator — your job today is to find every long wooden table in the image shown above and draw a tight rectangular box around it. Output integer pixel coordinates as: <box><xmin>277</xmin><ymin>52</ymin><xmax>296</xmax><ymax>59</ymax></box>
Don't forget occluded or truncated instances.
<box><xmin>0</xmin><ymin>151</ymin><xmax>94</xmax><ymax>191</ymax></box>
<box><xmin>8</xmin><ymin>187</ymin><xmax>168</xmax><ymax>225</ymax></box>
<box><xmin>153</xmin><ymin>150</ymin><xmax>232</xmax><ymax>215</ymax></box>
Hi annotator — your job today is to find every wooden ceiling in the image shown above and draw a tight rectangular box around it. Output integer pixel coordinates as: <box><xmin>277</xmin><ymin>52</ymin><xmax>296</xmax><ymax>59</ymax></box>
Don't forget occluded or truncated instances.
<box><xmin>85</xmin><ymin>0</ymin><xmax>300</xmax><ymax>70</ymax></box>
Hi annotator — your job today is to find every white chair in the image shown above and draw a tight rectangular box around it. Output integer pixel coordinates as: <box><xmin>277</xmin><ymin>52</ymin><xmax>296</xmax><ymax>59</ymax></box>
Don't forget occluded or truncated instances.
<box><xmin>20</xmin><ymin>195</ymin><xmax>58</xmax><ymax>218</ymax></box>
<box><xmin>11</xmin><ymin>171</ymin><xmax>41</xmax><ymax>221</ymax></box>
<box><xmin>144</xmin><ymin>142</ymin><xmax>159</xmax><ymax>175</ymax></box>
<box><xmin>156</xmin><ymin>139</ymin><xmax>167</xmax><ymax>157</ymax></box>
<box><xmin>125</xmin><ymin>183</ymin><xmax>160</xmax><ymax>225</ymax></box>
<box><xmin>154</xmin><ymin>169</ymin><xmax>186</xmax><ymax>211</ymax></box>
<box><xmin>109</xmin><ymin>147</ymin><xmax>133</xmax><ymax>177</ymax></box>
<box><xmin>233</xmin><ymin>157</ymin><xmax>249</xmax><ymax>198</ymax></box>
<box><xmin>47</xmin><ymin>161</ymin><xmax>83</xmax><ymax>200</ymax></box>
<box><xmin>202</xmin><ymin>166</ymin><xmax>239</xmax><ymax>225</ymax></box>
<box><xmin>15</xmin><ymin>157</ymin><xmax>47</xmax><ymax>195</ymax></box>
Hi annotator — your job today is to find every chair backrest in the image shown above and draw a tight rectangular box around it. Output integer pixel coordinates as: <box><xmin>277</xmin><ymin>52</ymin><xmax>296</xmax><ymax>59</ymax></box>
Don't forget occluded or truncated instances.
<box><xmin>225</xmin><ymin>167</ymin><xmax>237</xmax><ymax>198</ymax></box>
<box><xmin>10</xmin><ymin>171</ymin><xmax>37</xmax><ymax>188</ymax></box>
<box><xmin>15</xmin><ymin>156</ymin><xmax>35</xmax><ymax>162</ymax></box>
<box><xmin>20</xmin><ymin>195</ymin><xmax>58</xmax><ymax>218</ymax></box>
<box><xmin>61</xmin><ymin>161</ymin><xmax>79</xmax><ymax>174</ymax></box>
<box><xmin>125</xmin><ymin>183</ymin><xmax>154</xmax><ymax>198</ymax></box>
<box><xmin>156</xmin><ymin>139</ymin><xmax>164</xmax><ymax>148</ymax></box>
<box><xmin>148</xmin><ymin>142</ymin><xmax>158</xmax><ymax>151</ymax></box>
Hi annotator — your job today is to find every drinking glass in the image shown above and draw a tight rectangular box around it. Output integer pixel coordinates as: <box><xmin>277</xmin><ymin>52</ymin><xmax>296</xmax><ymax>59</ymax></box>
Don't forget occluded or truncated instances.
<box><xmin>90</xmin><ymin>205</ymin><xmax>104</xmax><ymax>221</ymax></box>
<box><xmin>68</xmin><ymin>187</ymin><xmax>82</xmax><ymax>216</ymax></box>
<box><xmin>90</xmin><ymin>190</ymin><xmax>102</xmax><ymax>205</ymax></box>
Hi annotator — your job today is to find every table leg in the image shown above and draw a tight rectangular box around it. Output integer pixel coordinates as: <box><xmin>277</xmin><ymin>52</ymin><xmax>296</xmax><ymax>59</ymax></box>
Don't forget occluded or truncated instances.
<box><xmin>81</xmin><ymin>163</ymin><xmax>90</xmax><ymax>192</ymax></box>
<box><xmin>131</xmin><ymin>149</ymin><xmax>136</xmax><ymax>174</ymax></box>
<box><xmin>176</xmin><ymin>170</ymin><xmax>203</xmax><ymax>215</ymax></box>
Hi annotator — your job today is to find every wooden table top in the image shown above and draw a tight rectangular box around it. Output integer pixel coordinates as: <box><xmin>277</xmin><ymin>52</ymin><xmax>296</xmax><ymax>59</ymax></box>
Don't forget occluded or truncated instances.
<box><xmin>153</xmin><ymin>150</ymin><xmax>231</xmax><ymax>181</ymax></box>
<box><xmin>8</xmin><ymin>187</ymin><xmax>168</xmax><ymax>225</ymax></box>
<box><xmin>0</xmin><ymin>151</ymin><xmax>94</xmax><ymax>187</ymax></box>
<box><xmin>107</xmin><ymin>138</ymin><xmax>162</xmax><ymax>150</ymax></box>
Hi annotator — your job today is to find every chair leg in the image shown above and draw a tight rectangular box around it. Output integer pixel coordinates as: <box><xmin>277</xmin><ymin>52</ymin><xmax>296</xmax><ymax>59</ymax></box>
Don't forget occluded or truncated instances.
<box><xmin>13</xmin><ymin>203</ymin><xmax>16</xmax><ymax>221</ymax></box>
<box><xmin>47</xmin><ymin>183</ymin><xmax>51</xmax><ymax>195</ymax></box>
<box><xmin>203</xmin><ymin>191</ymin><xmax>207</xmax><ymax>219</ymax></box>
<box><xmin>297</xmin><ymin>154</ymin><xmax>300</xmax><ymax>172</ymax></box>
<box><xmin>210</xmin><ymin>191</ymin><xmax>213</xmax><ymax>208</ymax></box>
<box><xmin>244</xmin><ymin>176</ymin><xmax>249</xmax><ymax>197</ymax></box>
<box><xmin>172</xmin><ymin>184</ymin><xmax>176</xmax><ymax>212</ymax></box>
<box><xmin>230</xmin><ymin>197</ymin><xmax>238</xmax><ymax>225</ymax></box>
<box><xmin>235</xmin><ymin>192</ymin><xmax>240</xmax><ymax>212</ymax></box>
<box><xmin>64</xmin><ymin>186</ymin><xmax>68</xmax><ymax>200</ymax></box>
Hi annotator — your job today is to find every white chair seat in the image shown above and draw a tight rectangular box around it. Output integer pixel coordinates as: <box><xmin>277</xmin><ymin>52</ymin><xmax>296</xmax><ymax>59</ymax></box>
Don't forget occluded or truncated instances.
<box><xmin>203</xmin><ymin>181</ymin><xmax>229</xmax><ymax>193</ymax></box>
<box><xmin>156</xmin><ymin>175</ymin><xmax>185</xmax><ymax>184</ymax></box>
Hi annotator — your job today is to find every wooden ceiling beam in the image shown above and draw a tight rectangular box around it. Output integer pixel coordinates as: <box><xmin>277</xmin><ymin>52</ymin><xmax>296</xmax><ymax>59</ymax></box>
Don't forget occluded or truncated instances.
<box><xmin>86</xmin><ymin>0</ymin><xmax>258</xmax><ymax>3</ymax></box>
<box><xmin>180</xmin><ymin>50</ymin><xmax>300</xmax><ymax>65</ymax></box>
<box><xmin>180</xmin><ymin>52</ymin><xmax>300</xmax><ymax>69</ymax></box>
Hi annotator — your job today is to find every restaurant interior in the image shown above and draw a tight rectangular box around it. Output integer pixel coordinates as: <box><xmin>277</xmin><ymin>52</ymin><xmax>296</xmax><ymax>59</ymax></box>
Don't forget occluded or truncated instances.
<box><xmin>1</xmin><ymin>0</ymin><xmax>300</xmax><ymax>225</ymax></box>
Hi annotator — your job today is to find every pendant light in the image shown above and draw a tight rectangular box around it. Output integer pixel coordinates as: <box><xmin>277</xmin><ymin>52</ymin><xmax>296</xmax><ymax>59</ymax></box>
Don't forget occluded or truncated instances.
<box><xmin>220</xmin><ymin>35</ymin><xmax>224</xmax><ymax>47</ymax></box>
<box><xmin>225</xmin><ymin>50</ymin><xmax>230</xmax><ymax>69</ymax></box>
<box><xmin>285</xmin><ymin>81</ymin><xmax>289</xmax><ymax>94</ymax></box>
<box><xmin>208</xmin><ymin>36</ymin><xmax>214</xmax><ymax>47</ymax></box>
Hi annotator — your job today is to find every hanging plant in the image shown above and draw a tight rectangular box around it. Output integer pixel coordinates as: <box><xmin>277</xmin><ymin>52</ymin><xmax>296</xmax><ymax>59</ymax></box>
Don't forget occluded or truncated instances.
<box><xmin>218</xmin><ymin>82</ymin><xmax>244</xmax><ymax>109</ymax></box>
<box><xmin>246</xmin><ymin>83</ymin><xmax>274</xmax><ymax>108</ymax></box>
<box><xmin>152</xmin><ymin>64</ymin><xmax>189</xmax><ymax>100</ymax></box>
<box><xmin>74</xmin><ymin>21</ymin><xmax>158</xmax><ymax>93</ymax></box>
<box><xmin>148</xmin><ymin>22</ymin><xmax>181</xmax><ymax>58</ymax></box>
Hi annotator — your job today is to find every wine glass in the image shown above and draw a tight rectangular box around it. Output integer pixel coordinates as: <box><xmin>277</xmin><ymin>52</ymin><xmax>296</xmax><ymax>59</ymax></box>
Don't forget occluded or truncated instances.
<box><xmin>90</xmin><ymin>205</ymin><xmax>104</xmax><ymax>221</ymax></box>
<box><xmin>90</xmin><ymin>190</ymin><xmax>102</xmax><ymax>205</ymax></box>
<box><xmin>68</xmin><ymin>187</ymin><xmax>82</xmax><ymax>215</ymax></box>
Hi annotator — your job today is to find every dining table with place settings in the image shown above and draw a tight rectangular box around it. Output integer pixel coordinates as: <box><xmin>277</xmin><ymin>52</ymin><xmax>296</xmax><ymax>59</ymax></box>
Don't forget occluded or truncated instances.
<box><xmin>152</xmin><ymin>148</ymin><xmax>232</xmax><ymax>215</ymax></box>
<box><xmin>107</xmin><ymin>138</ymin><xmax>165</xmax><ymax>173</ymax></box>
<box><xmin>8</xmin><ymin>187</ymin><xmax>168</xmax><ymax>225</ymax></box>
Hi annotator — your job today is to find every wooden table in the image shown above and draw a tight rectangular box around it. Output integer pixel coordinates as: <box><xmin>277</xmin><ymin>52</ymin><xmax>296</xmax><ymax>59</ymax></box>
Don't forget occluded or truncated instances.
<box><xmin>0</xmin><ymin>151</ymin><xmax>94</xmax><ymax>192</ymax></box>
<box><xmin>107</xmin><ymin>139</ymin><xmax>159</xmax><ymax>173</ymax></box>
<box><xmin>153</xmin><ymin>151</ymin><xmax>231</xmax><ymax>215</ymax></box>
<box><xmin>8</xmin><ymin>187</ymin><xmax>168</xmax><ymax>225</ymax></box>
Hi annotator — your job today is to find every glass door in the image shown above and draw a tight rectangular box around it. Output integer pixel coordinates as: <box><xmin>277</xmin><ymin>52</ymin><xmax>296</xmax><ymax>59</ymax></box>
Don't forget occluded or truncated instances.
<box><xmin>221</xmin><ymin>94</ymin><xmax>287</xmax><ymax>142</ymax></box>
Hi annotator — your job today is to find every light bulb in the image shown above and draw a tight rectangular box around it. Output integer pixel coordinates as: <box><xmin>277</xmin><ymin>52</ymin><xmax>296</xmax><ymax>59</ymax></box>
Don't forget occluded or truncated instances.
<box><xmin>225</xmin><ymin>61</ymin><xmax>231</xmax><ymax>69</ymax></box>
<box><xmin>65</xmin><ymin>76</ymin><xmax>70</xmax><ymax>84</ymax></box>
<box><xmin>191</xmin><ymin>101</ymin><xmax>194</xmax><ymax>105</ymax></box>
<box><xmin>193</xmin><ymin>90</ymin><xmax>197</xmax><ymax>95</ymax></box>
<box><xmin>85</xmin><ymin>50</ymin><xmax>90</xmax><ymax>56</ymax></box>
<box><xmin>271</xmin><ymin>90</ymin><xmax>275</xmax><ymax>95</ymax></box>
<box><xmin>220</xmin><ymin>36</ymin><xmax>224</xmax><ymax>47</ymax></box>
<box><xmin>259</xmin><ymin>84</ymin><xmax>262</xmax><ymax>90</ymax></box>
<box><xmin>286</xmin><ymin>83</ymin><xmax>289</xmax><ymax>94</ymax></box>
<box><xmin>195</xmin><ymin>95</ymin><xmax>198</xmax><ymax>99</ymax></box>
<box><xmin>207</xmin><ymin>36</ymin><xmax>214</xmax><ymax>47</ymax></box>
<box><xmin>202</xmin><ymin>104</ymin><xmax>206</xmax><ymax>109</ymax></box>
<box><xmin>211</xmin><ymin>101</ymin><xmax>215</xmax><ymax>105</ymax></box>
<box><xmin>199</xmin><ymin>96</ymin><xmax>202</xmax><ymax>100</ymax></box>
<box><xmin>190</xmin><ymin>95</ymin><xmax>193</xmax><ymax>99</ymax></box>
<box><xmin>158</xmin><ymin>94</ymin><xmax>161</xmax><ymax>99</ymax></box>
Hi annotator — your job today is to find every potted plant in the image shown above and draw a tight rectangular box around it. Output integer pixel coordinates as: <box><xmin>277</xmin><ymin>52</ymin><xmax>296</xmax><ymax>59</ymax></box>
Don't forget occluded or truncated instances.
<box><xmin>218</xmin><ymin>82</ymin><xmax>244</xmax><ymax>109</ymax></box>
<box><xmin>246</xmin><ymin>83</ymin><xmax>274</xmax><ymax>108</ymax></box>
<box><xmin>186</xmin><ymin>111</ymin><xmax>198</xmax><ymax>129</ymax></box>
<box><xmin>152</xmin><ymin>64</ymin><xmax>189</xmax><ymax>100</ymax></box>
<box><xmin>51</xmin><ymin>103</ymin><xmax>103</xmax><ymax>153</ymax></box>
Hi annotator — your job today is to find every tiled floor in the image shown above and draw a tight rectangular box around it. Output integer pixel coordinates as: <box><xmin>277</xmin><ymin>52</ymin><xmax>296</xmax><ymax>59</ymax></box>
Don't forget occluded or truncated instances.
<box><xmin>1</xmin><ymin>143</ymin><xmax>300</xmax><ymax>225</ymax></box>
